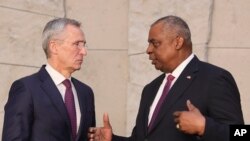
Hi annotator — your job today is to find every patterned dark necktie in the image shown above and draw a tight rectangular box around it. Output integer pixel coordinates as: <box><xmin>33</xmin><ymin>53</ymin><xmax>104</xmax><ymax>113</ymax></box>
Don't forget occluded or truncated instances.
<box><xmin>63</xmin><ymin>79</ymin><xmax>77</xmax><ymax>141</ymax></box>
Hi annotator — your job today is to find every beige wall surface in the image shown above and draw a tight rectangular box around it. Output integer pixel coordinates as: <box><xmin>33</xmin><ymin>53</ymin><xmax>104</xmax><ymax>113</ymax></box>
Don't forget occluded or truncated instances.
<box><xmin>65</xmin><ymin>0</ymin><xmax>129</xmax><ymax>135</ymax></box>
<box><xmin>208</xmin><ymin>0</ymin><xmax>250</xmax><ymax>124</ymax></box>
<box><xmin>0</xmin><ymin>0</ymin><xmax>249</xmax><ymax>139</ymax></box>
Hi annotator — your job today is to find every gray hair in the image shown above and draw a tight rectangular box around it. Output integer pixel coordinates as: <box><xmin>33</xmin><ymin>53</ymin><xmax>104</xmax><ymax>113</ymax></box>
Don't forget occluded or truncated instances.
<box><xmin>152</xmin><ymin>15</ymin><xmax>192</xmax><ymax>46</ymax></box>
<box><xmin>42</xmin><ymin>18</ymin><xmax>81</xmax><ymax>58</ymax></box>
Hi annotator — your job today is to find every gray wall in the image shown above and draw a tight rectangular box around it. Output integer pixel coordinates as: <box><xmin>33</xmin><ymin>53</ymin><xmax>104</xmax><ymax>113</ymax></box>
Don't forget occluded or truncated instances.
<box><xmin>0</xmin><ymin>0</ymin><xmax>249</xmax><ymax>138</ymax></box>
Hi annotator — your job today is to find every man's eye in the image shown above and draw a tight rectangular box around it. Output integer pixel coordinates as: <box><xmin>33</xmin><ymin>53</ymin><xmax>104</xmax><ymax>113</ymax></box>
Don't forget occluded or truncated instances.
<box><xmin>73</xmin><ymin>42</ymin><xmax>79</xmax><ymax>46</ymax></box>
<box><xmin>73</xmin><ymin>41</ymin><xmax>86</xmax><ymax>48</ymax></box>
<box><xmin>153</xmin><ymin>42</ymin><xmax>160</xmax><ymax>47</ymax></box>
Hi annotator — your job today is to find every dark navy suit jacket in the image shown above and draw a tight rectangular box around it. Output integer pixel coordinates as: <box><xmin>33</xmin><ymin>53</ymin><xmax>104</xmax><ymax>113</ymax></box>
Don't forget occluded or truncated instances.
<box><xmin>113</xmin><ymin>56</ymin><xmax>244</xmax><ymax>141</ymax></box>
<box><xmin>2</xmin><ymin>65</ymin><xmax>96</xmax><ymax>141</ymax></box>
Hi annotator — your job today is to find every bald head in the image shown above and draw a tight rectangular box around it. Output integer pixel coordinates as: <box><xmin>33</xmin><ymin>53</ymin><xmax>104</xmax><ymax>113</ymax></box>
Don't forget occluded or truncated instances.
<box><xmin>152</xmin><ymin>15</ymin><xmax>192</xmax><ymax>48</ymax></box>
<box><xmin>147</xmin><ymin>15</ymin><xmax>193</xmax><ymax>73</ymax></box>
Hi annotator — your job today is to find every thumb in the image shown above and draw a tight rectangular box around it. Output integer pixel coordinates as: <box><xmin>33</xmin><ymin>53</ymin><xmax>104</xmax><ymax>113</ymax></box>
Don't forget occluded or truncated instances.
<box><xmin>186</xmin><ymin>99</ymin><xmax>196</xmax><ymax>111</ymax></box>
<box><xmin>103</xmin><ymin>112</ymin><xmax>111</xmax><ymax>129</ymax></box>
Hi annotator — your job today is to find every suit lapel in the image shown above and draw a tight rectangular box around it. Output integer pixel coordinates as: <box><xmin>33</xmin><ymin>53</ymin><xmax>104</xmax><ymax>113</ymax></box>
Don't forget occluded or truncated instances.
<box><xmin>148</xmin><ymin>56</ymin><xmax>199</xmax><ymax>133</ymax></box>
<box><xmin>144</xmin><ymin>74</ymin><xmax>165</xmax><ymax>133</ymax></box>
<box><xmin>38</xmin><ymin>66</ymin><xmax>71</xmax><ymax>129</ymax></box>
<box><xmin>72</xmin><ymin>78</ymin><xmax>87</xmax><ymax>140</ymax></box>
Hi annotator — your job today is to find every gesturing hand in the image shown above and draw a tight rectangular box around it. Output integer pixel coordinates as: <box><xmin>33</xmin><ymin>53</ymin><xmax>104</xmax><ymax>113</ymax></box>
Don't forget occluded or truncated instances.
<box><xmin>173</xmin><ymin>100</ymin><xmax>205</xmax><ymax>136</ymax></box>
<box><xmin>88</xmin><ymin>113</ymin><xmax>113</xmax><ymax>141</ymax></box>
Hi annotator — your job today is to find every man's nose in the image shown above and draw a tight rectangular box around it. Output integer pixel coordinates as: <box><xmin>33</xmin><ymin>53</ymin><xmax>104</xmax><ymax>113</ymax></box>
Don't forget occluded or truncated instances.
<box><xmin>79</xmin><ymin>47</ymin><xmax>87</xmax><ymax>56</ymax></box>
<box><xmin>146</xmin><ymin>43</ymin><xmax>153</xmax><ymax>54</ymax></box>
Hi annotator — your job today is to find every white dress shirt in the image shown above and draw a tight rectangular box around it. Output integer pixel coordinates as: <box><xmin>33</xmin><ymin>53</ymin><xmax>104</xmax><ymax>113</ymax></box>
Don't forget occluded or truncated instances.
<box><xmin>148</xmin><ymin>53</ymin><xmax>195</xmax><ymax>124</ymax></box>
<box><xmin>45</xmin><ymin>63</ymin><xmax>81</xmax><ymax>133</ymax></box>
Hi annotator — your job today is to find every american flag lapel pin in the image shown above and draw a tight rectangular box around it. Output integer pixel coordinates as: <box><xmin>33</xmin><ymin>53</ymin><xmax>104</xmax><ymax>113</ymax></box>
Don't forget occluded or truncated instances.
<box><xmin>186</xmin><ymin>75</ymin><xmax>191</xmax><ymax>79</ymax></box>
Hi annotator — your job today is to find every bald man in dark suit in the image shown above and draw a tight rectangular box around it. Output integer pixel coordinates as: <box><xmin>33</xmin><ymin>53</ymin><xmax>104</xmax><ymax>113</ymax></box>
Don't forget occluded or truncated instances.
<box><xmin>88</xmin><ymin>15</ymin><xmax>244</xmax><ymax>141</ymax></box>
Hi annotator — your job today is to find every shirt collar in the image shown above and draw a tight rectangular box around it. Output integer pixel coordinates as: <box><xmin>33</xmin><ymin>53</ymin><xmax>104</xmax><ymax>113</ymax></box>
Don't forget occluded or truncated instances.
<box><xmin>45</xmin><ymin>63</ymin><xmax>71</xmax><ymax>85</ymax></box>
<box><xmin>168</xmin><ymin>53</ymin><xmax>194</xmax><ymax>79</ymax></box>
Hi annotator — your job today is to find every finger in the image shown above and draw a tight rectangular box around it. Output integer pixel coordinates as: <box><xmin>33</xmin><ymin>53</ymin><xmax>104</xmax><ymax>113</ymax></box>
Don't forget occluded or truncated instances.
<box><xmin>174</xmin><ymin>117</ymin><xmax>180</xmax><ymax>123</ymax></box>
<box><xmin>88</xmin><ymin>132</ymin><xmax>96</xmax><ymax>140</ymax></box>
<box><xmin>186</xmin><ymin>99</ymin><xmax>196</xmax><ymax>111</ymax></box>
<box><xmin>173</xmin><ymin>111</ymin><xmax>181</xmax><ymax>123</ymax></box>
<box><xmin>173</xmin><ymin>111</ymin><xmax>181</xmax><ymax>117</ymax></box>
<box><xmin>88</xmin><ymin>133</ymin><xmax>100</xmax><ymax>141</ymax></box>
<box><xmin>88</xmin><ymin>127</ymin><xmax>96</xmax><ymax>133</ymax></box>
<box><xmin>88</xmin><ymin>133</ymin><xmax>93</xmax><ymax>139</ymax></box>
<box><xmin>103</xmin><ymin>112</ymin><xmax>111</xmax><ymax>128</ymax></box>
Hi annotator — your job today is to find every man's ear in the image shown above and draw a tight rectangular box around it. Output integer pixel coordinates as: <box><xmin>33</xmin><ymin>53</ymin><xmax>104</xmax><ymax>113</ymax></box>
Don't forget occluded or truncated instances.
<box><xmin>48</xmin><ymin>40</ymin><xmax>58</xmax><ymax>55</ymax></box>
<box><xmin>176</xmin><ymin>36</ymin><xmax>184</xmax><ymax>50</ymax></box>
